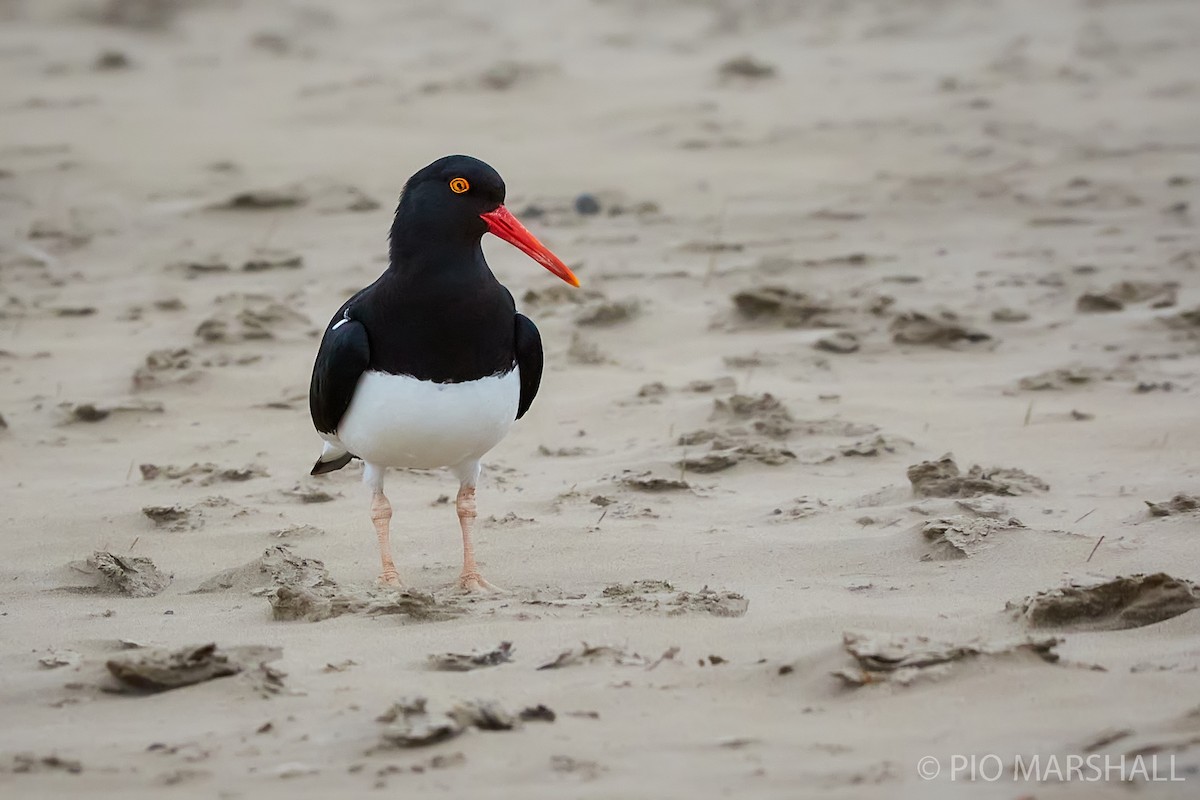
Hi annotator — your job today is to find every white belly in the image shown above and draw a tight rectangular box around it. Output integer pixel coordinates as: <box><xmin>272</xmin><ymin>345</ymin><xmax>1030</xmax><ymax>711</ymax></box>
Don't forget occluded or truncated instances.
<box><xmin>333</xmin><ymin>368</ymin><xmax>520</xmax><ymax>469</ymax></box>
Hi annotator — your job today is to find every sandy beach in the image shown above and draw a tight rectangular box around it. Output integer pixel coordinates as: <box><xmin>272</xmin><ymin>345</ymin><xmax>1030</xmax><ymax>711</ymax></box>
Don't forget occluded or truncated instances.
<box><xmin>1</xmin><ymin>0</ymin><xmax>1199</xmax><ymax>797</ymax></box>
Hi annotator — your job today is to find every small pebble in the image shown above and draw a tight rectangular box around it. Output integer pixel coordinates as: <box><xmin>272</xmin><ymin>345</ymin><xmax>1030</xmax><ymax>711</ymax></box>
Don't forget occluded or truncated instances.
<box><xmin>94</xmin><ymin>50</ymin><xmax>132</xmax><ymax>71</ymax></box>
<box><xmin>574</xmin><ymin>193</ymin><xmax>601</xmax><ymax>215</ymax></box>
<box><xmin>814</xmin><ymin>331</ymin><xmax>860</xmax><ymax>354</ymax></box>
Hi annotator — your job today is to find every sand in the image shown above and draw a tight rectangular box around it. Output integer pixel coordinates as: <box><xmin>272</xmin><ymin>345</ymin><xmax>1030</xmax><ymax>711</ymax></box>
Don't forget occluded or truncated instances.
<box><xmin>1</xmin><ymin>0</ymin><xmax>1199</xmax><ymax>797</ymax></box>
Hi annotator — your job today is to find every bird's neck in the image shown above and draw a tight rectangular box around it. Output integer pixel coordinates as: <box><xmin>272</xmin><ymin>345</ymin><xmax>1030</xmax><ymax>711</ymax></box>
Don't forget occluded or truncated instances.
<box><xmin>387</xmin><ymin>217</ymin><xmax>489</xmax><ymax>283</ymax></box>
<box><xmin>363</xmin><ymin>223</ymin><xmax>516</xmax><ymax>382</ymax></box>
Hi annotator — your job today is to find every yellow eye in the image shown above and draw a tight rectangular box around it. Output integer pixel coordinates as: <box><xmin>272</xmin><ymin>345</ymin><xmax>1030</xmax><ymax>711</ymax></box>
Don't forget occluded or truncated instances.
<box><xmin>449</xmin><ymin>177</ymin><xmax>470</xmax><ymax>194</ymax></box>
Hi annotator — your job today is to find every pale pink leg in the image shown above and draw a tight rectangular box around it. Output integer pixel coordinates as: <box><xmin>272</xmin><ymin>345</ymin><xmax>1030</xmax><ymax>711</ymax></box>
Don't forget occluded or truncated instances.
<box><xmin>371</xmin><ymin>490</ymin><xmax>401</xmax><ymax>587</ymax></box>
<box><xmin>455</xmin><ymin>485</ymin><xmax>498</xmax><ymax>593</ymax></box>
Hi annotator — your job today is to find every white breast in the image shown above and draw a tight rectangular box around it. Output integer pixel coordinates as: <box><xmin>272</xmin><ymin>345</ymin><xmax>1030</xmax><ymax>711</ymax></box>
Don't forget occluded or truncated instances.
<box><xmin>332</xmin><ymin>368</ymin><xmax>520</xmax><ymax>470</ymax></box>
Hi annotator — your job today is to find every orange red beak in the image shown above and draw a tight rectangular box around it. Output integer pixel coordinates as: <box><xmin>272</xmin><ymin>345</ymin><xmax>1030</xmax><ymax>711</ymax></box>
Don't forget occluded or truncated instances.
<box><xmin>480</xmin><ymin>205</ymin><xmax>580</xmax><ymax>287</ymax></box>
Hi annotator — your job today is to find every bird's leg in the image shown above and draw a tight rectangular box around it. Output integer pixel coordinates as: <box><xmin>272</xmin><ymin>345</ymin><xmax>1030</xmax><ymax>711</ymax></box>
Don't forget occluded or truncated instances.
<box><xmin>455</xmin><ymin>484</ymin><xmax>498</xmax><ymax>593</ymax></box>
<box><xmin>371</xmin><ymin>490</ymin><xmax>401</xmax><ymax>587</ymax></box>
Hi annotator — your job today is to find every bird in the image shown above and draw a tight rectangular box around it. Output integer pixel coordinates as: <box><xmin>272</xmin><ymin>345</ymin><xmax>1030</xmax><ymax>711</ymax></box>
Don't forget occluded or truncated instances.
<box><xmin>307</xmin><ymin>155</ymin><xmax>578</xmax><ymax>593</ymax></box>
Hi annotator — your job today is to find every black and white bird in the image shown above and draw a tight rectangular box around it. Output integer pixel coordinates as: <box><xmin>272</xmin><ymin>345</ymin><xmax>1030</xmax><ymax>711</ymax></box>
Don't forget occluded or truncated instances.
<box><xmin>308</xmin><ymin>155</ymin><xmax>578</xmax><ymax>592</ymax></box>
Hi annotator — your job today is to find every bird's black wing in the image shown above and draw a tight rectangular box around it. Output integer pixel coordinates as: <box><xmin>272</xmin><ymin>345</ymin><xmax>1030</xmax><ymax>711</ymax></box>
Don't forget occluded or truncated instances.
<box><xmin>309</xmin><ymin>315</ymin><xmax>370</xmax><ymax>435</ymax></box>
<box><xmin>514</xmin><ymin>313</ymin><xmax>543</xmax><ymax>420</ymax></box>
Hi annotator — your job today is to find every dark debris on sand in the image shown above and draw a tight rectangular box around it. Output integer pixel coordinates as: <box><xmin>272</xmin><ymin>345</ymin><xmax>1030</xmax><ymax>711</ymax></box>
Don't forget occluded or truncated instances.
<box><xmin>920</xmin><ymin>515</ymin><xmax>1025</xmax><ymax>560</ymax></box>
<box><xmin>1076</xmin><ymin>281</ymin><xmax>1177</xmax><ymax>313</ymax></box>
<box><xmin>376</xmin><ymin>695</ymin><xmax>551</xmax><ymax>750</ymax></box>
<box><xmin>677</xmin><ymin>439</ymin><xmax>795</xmax><ymax>473</ymax></box>
<box><xmin>907</xmin><ymin>453</ymin><xmax>1048</xmax><ymax>497</ymax></box>
<box><xmin>600</xmin><ymin>581</ymin><xmax>749</xmax><ymax>618</ymax></box>
<box><xmin>193</xmin><ymin>545</ymin><xmax>458</xmax><ymax>623</ymax></box>
<box><xmin>717</xmin><ymin>55</ymin><xmax>777</xmax><ymax>80</ymax></box>
<box><xmin>891</xmin><ymin>310</ymin><xmax>991</xmax><ymax>347</ymax></box>
<box><xmin>141</xmin><ymin>496</ymin><xmax>234</xmax><ymax>531</ymax></box>
<box><xmin>4</xmin><ymin>753</ymin><xmax>84</xmax><ymax>774</ymax></box>
<box><xmin>194</xmin><ymin>545</ymin><xmax>330</xmax><ymax>594</ymax></box>
<box><xmin>1160</xmin><ymin>305</ymin><xmax>1200</xmax><ymax>330</ymax></box>
<box><xmin>814</xmin><ymin>331</ymin><xmax>860</xmax><ymax>353</ymax></box>
<box><xmin>710</xmin><ymin>393</ymin><xmax>794</xmax><ymax>438</ymax></box>
<box><xmin>61</xmin><ymin>399</ymin><xmax>163</xmax><ymax>423</ymax></box>
<box><xmin>140</xmin><ymin>462</ymin><xmax>267</xmax><ymax>486</ymax></box>
<box><xmin>269</xmin><ymin>581</ymin><xmax>456</xmax><ymax>624</ymax></box>
<box><xmin>194</xmin><ymin>294</ymin><xmax>312</xmax><ymax>344</ymax></box>
<box><xmin>62</xmin><ymin>551</ymin><xmax>170</xmax><ymax>597</ymax></box>
<box><xmin>427</xmin><ymin>642</ymin><xmax>514</xmax><ymax>672</ymax></box>
<box><xmin>1017</xmin><ymin>365</ymin><xmax>1120</xmax><ymax>391</ymax></box>
<box><xmin>832</xmin><ymin>631</ymin><xmax>1061</xmax><ymax>687</ymax></box>
<box><xmin>208</xmin><ymin>186</ymin><xmax>307</xmax><ymax>211</ymax></box>
<box><xmin>106</xmin><ymin>643</ymin><xmax>283</xmax><ymax>694</ymax></box>
<box><xmin>377</xmin><ymin>697</ymin><xmax>463</xmax><ymax>748</ymax></box>
<box><xmin>574</xmin><ymin>298</ymin><xmax>640</xmax><ymax>327</ymax></box>
<box><xmin>1009</xmin><ymin>573</ymin><xmax>1200</xmax><ymax>631</ymax></box>
<box><xmin>619</xmin><ymin>472</ymin><xmax>691</xmax><ymax>492</ymax></box>
<box><xmin>537</xmin><ymin>643</ymin><xmax>677</xmax><ymax>670</ymax></box>
<box><xmin>280</xmin><ymin>484</ymin><xmax>339</xmax><ymax>504</ymax></box>
<box><xmin>132</xmin><ymin>347</ymin><xmax>200</xmax><ymax>391</ymax></box>
<box><xmin>205</xmin><ymin>181</ymin><xmax>380</xmax><ymax>214</ymax></box>
<box><xmin>90</xmin><ymin>551</ymin><xmax>170</xmax><ymax>597</ymax></box>
<box><xmin>677</xmin><ymin>393</ymin><xmax>897</xmax><ymax>470</ymax></box>
<box><xmin>1145</xmin><ymin>493</ymin><xmax>1199</xmax><ymax>517</ymax></box>
<box><xmin>731</xmin><ymin>287</ymin><xmax>845</xmax><ymax>328</ymax></box>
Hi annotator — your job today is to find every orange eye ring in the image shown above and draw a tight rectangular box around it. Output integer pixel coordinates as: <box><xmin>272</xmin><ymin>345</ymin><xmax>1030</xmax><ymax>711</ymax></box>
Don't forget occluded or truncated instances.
<box><xmin>449</xmin><ymin>177</ymin><xmax>470</xmax><ymax>194</ymax></box>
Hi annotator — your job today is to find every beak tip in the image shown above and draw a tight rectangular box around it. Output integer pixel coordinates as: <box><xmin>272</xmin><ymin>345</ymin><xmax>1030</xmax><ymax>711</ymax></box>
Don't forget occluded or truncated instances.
<box><xmin>484</xmin><ymin>205</ymin><xmax>579</xmax><ymax>288</ymax></box>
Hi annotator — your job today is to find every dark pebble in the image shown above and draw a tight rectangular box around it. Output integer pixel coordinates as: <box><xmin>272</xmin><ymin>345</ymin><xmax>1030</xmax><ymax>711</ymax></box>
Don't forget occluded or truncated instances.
<box><xmin>574</xmin><ymin>193</ymin><xmax>601</xmax><ymax>215</ymax></box>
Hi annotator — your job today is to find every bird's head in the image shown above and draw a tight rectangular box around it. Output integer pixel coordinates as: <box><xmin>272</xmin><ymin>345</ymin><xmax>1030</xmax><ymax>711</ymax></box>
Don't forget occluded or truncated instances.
<box><xmin>391</xmin><ymin>154</ymin><xmax>579</xmax><ymax>287</ymax></box>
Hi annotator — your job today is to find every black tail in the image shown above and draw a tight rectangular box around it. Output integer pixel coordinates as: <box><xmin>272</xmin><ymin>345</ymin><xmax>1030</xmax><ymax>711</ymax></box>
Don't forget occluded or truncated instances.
<box><xmin>310</xmin><ymin>452</ymin><xmax>354</xmax><ymax>475</ymax></box>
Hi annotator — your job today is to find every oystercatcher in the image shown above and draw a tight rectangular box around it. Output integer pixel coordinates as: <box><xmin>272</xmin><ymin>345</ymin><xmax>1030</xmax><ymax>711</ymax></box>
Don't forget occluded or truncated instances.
<box><xmin>308</xmin><ymin>155</ymin><xmax>578</xmax><ymax>592</ymax></box>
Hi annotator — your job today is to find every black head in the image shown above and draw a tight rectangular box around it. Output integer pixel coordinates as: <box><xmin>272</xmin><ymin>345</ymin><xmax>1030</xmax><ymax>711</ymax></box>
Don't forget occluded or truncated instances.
<box><xmin>388</xmin><ymin>154</ymin><xmax>578</xmax><ymax>286</ymax></box>
<box><xmin>392</xmin><ymin>155</ymin><xmax>505</xmax><ymax>246</ymax></box>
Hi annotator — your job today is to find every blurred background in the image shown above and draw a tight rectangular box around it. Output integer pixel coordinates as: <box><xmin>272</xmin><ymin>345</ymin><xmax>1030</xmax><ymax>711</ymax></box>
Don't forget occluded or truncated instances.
<box><xmin>1</xmin><ymin>1</ymin><xmax>1198</xmax><ymax>796</ymax></box>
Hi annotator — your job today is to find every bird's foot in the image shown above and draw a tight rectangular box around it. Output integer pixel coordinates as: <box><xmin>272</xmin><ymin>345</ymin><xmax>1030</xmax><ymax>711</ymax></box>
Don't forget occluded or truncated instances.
<box><xmin>377</xmin><ymin>569</ymin><xmax>404</xmax><ymax>588</ymax></box>
<box><xmin>456</xmin><ymin>570</ymin><xmax>501</xmax><ymax>595</ymax></box>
